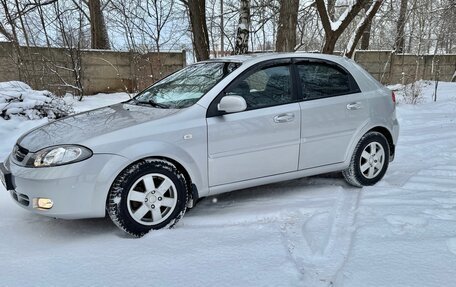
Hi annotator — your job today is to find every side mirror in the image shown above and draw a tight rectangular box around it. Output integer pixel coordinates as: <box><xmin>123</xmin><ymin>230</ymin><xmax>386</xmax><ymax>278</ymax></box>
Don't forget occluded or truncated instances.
<box><xmin>217</xmin><ymin>95</ymin><xmax>247</xmax><ymax>113</ymax></box>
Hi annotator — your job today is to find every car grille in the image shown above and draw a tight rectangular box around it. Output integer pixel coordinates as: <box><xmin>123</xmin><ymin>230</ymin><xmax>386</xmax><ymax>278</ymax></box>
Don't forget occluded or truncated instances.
<box><xmin>13</xmin><ymin>144</ymin><xmax>29</xmax><ymax>163</ymax></box>
<box><xmin>11</xmin><ymin>190</ymin><xmax>30</xmax><ymax>206</ymax></box>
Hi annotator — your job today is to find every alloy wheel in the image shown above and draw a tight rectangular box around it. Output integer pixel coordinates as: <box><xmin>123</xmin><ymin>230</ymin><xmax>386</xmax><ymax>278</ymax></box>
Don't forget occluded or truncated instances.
<box><xmin>359</xmin><ymin>142</ymin><xmax>385</xmax><ymax>179</ymax></box>
<box><xmin>127</xmin><ymin>173</ymin><xmax>178</xmax><ymax>225</ymax></box>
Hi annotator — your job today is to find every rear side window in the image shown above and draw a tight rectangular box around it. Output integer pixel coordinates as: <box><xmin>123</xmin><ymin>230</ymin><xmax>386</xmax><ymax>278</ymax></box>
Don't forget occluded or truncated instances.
<box><xmin>297</xmin><ymin>62</ymin><xmax>359</xmax><ymax>100</ymax></box>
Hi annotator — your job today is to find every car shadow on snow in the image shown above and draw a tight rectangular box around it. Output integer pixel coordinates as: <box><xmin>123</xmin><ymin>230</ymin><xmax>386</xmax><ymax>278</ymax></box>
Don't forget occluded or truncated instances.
<box><xmin>183</xmin><ymin>173</ymin><xmax>352</xmax><ymax>224</ymax></box>
<box><xmin>194</xmin><ymin>172</ymin><xmax>346</xmax><ymax>207</ymax></box>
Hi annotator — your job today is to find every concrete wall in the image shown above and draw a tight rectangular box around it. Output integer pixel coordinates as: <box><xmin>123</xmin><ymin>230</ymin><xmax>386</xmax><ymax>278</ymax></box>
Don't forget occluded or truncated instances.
<box><xmin>353</xmin><ymin>50</ymin><xmax>456</xmax><ymax>84</ymax></box>
<box><xmin>0</xmin><ymin>42</ymin><xmax>185</xmax><ymax>95</ymax></box>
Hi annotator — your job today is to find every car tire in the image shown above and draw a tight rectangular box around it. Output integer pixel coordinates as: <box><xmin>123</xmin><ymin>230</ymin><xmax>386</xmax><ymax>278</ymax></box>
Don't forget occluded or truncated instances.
<box><xmin>107</xmin><ymin>159</ymin><xmax>188</xmax><ymax>237</ymax></box>
<box><xmin>343</xmin><ymin>132</ymin><xmax>390</xmax><ymax>187</ymax></box>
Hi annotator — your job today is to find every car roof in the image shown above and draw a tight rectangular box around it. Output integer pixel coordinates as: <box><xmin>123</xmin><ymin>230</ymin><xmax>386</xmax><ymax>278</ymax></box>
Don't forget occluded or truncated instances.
<box><xmin>202</xmin><ymin>52</ymin><xmax>350</xmax><ymax>66</ymax></box>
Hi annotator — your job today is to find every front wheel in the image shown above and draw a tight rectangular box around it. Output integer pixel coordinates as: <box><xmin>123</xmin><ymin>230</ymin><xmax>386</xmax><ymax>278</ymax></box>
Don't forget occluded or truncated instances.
<box><xmin>107</xmin><ymin>159</ymin><xmax>188</xmax><ymax>237</ymax></box>
<box><xmin>343</xmin><ymin>132</ymin><xmax>390</xmax><ymax>187</ymax></box>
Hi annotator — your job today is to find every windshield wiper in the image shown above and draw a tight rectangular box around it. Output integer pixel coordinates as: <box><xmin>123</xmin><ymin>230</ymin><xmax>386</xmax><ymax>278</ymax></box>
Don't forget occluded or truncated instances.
<box><xmin>132</xmin><ymin>98</ymin><xmax>169</xmax><ymax>109</ymax></box>
<box><xmin>147</xmin><ymin>100</ymin><xmax>169</xmax><ymax>109</ymax></box>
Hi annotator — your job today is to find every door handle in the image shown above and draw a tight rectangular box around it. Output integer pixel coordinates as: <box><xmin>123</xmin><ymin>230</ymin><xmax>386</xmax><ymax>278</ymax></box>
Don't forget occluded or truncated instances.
<box><xmin>273</xmin><ymin>113</ymin><xmax>295</xmax><ymax>123</ymax></box>
<box><xmin>347</xmin><ymin>102</ymin><xmax>362</xmax><ymax>110</ymax></box>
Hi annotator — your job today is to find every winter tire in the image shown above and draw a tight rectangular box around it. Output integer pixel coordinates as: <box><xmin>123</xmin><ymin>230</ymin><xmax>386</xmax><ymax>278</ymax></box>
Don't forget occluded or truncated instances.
<box><xmin>107</xmin><ymin>159</ymin><xmax>188</xmax><ymax>237</ymax></box>
<box><xmin>343</xmin><ymin>131</ymin><xmax>390</xmax><ymax>187</ymax></box>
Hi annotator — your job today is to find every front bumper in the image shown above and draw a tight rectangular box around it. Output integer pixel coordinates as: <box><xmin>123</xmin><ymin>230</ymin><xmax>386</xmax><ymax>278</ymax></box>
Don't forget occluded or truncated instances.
<box><xmin>2</xmin><ymin>153</ymin><xmax>129</xmax><ymax>219</ymax></box>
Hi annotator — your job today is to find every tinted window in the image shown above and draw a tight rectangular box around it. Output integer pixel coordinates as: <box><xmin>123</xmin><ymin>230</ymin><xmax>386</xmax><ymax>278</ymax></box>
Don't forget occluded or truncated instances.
<box><xmin>226</xmin><ymin>65</ymin><xmax>293</xmax><ymax>110</ymax></box>
<box><xmin>297</xmin><ymin>63</ymin><xmax>354</xmax><ymax>99</ymax></box>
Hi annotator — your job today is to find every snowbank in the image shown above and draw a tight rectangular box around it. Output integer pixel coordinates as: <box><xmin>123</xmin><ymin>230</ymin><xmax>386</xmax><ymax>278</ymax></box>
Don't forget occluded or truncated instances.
<box><xmin>0</xmin><ymin>81</ymin><xmax>73</xmax><ymax>120</ymax></box>
<box><xmin>388</xmin><ymin>80</ymin><xmax>454</xmax><ymax>105</ymax></box>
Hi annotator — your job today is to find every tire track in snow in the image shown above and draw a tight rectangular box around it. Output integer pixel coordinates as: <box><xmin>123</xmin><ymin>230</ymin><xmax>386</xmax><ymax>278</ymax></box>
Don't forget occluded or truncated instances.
<box><xmin>280</xmin><ymin>188</ymin><xmax>361</xmax><ymax>286</ymax></box>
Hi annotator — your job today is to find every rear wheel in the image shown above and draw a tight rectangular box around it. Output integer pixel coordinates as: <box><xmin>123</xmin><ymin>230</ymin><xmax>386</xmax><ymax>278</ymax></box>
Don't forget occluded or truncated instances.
<box><xmin>107</xmin><ymin>159</ymin><xmax>188</xmax><ymax>237</ymax></box>
<box><xmin>343</xmin><ymin>132</ymin><xmax>390</xmax><ymax>187</ymax></box>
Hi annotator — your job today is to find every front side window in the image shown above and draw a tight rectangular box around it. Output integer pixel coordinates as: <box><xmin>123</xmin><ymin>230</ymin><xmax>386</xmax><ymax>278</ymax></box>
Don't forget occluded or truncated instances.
<box><xmin>226</xmin><ymin>65</ymin><xmax>293</xmax><ymax>110</ymax></box>
<box><xmin>297</xmin><ymin>63</ymin><xmax>355</xmax><ymax>100</ymax></box>
<box><xmin>133</xmin><ymin>62</ymin><xmax>240</xmax><ymax>109</ymax></box>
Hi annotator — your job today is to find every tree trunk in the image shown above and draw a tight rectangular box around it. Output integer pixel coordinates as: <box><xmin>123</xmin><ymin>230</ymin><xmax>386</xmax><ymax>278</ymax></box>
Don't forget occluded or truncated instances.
<box><xmin>360</xmin><ymin>0</ymin><xmax>373</xmax><ymax>49</ymax></box>
<box><xmin>88</xmin><ymin>0</ymin><xmax>111</xmax><ymax>49</ymax></box>
<box><xmin>360</xmin><ymin>20</ymin><xmax>372</xmax><ymax>49</ymax></box>
<box><xmin>394</xmin><ymin>0</ymin><xmax>408</xmax><ymax>53</ymax></box>
<box><xmin>345</xmin><ymin>0</ymin><xmax>383</xmax><ymax>58</ymax></box>
<box><xmin>234</xmin><ymin>0</ymin><xmax>250</xmax><ymax>55</ymax></box>
<box><xmin>220</xmin><ymin>0</ymin><xmax>224</xmax><ymax>56</ymax></box>
<box><xmin>276</xmin><ymin>0</ymin><xmax>299</xmax><ymax>52</ymax></box>
<box><xmin>322</xmin><ymin>34</ymin><xmax>338</xmax><ymax>54</ymax></box>
<box><xmin>187</xmin><ymin>0</ymin><xmax>210</xmax><ymax>61</ymax></box>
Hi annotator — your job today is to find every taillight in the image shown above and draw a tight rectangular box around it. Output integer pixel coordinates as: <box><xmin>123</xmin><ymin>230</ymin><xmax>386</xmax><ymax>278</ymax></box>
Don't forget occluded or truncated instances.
<box><xmin>392</xmin><ymin>91</ymin><xmax>396</xmax><ymax>103</ymax></box>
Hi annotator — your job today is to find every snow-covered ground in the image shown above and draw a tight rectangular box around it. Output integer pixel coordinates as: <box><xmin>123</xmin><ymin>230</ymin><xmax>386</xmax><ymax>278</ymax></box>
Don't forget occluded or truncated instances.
<box><xmin>0</xmin><ymin>82</ymin><xmax>456</xmax><ymax>286</ymax></box>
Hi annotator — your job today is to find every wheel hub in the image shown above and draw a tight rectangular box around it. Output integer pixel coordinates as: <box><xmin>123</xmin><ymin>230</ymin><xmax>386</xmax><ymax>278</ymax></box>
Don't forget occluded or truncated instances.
<box><xmin>368</xmin><ymin>156</ymin><xmax>378</xmax><ymax>166</ymax></box>
<box><xmin>145</xmin><ymin>193</ymin><xmax>158</xmax><ymax>204</ymax></box>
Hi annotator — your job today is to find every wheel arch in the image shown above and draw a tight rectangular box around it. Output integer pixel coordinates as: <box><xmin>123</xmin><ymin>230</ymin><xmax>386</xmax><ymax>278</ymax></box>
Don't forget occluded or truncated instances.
<box><xmin>104</xmin><ymin>155</ymin><xmax>199</xmax><ymax>210</ymax></box>
<box><xmin>345</xmin><ymin>124</ymin><xmax>396</xmax><ymax>168</ymax></box>
<box><xmin>153</xmin><ymin>156</ymin><xmax>199</xmax><ymax>203</ymax></box>
<box><xmin>367</xmin><ymin>126</ymin><xmax>395</xmax><ymax>159</ymax></box>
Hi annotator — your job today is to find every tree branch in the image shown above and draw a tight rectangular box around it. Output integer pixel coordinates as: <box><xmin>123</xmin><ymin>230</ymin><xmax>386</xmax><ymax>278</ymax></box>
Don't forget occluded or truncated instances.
<box><xmin>0</xmin><ymin>23</ymin><xmax>14</xmax><ymax>41</ymax></box>
<box><xmin>315</xmin><ymin>0</ymin><xmax>332</xmax><ymax>35</ymax></box>
<box><xmin>345</xmin><ymin>0</ymin><xmax>384</xmax><ymax>58</ymax></box>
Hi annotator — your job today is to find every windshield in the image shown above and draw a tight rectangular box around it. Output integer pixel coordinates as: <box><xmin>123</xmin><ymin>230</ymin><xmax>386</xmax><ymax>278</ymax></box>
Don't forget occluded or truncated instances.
<box><xmin>132</xmin><ymin>61</ymin><xmax>240</xmax><ymax>109</ymax></box>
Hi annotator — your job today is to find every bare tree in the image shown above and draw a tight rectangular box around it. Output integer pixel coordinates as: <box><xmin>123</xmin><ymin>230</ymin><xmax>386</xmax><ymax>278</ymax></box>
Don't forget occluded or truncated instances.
<box><xmin>0</xmin><ymin>0</ymin><xmax>19</xmax><ymax>43</ymax></box>
<box><xmin>234</xmin><ymin>0</ymin><xmax>250</xmax><ymax>54</ymax></box>
<box><xmin>0</xmin><ymin>22</ymin><xmax>14</xmax><ymax>41</ymax></box>
<box><xmin>345</xmin><ymin>0</ymin><xmax>383</xmax><ymax>58</ymax></box>
<box><xmin>360</xmin><ymin>0</ymin><xmax>373</xmax><ymax>49</ymax></box>
<box><xmin>220</xmin><ymin>0</ymin><xmax>225</xmax><ymax>55</ymax></box>
<box><xmin>88</xmin><ymin>0</ymin><xmax>111</xmax><ymax>49</ymax></box>
<box><xmin>106</xmin><ymin>1</ymin><xmax>137</xmax><ymax>50</ymax></box>
<box><xmin>276</xmin><ymin>0</ymin><xmax>299</xmax><ymax>52</ymax></box>
<box><xmin>184</xmin><ymin>0</ymin><xmax>210</xmax><ymax>61</ymax></box>
<box><xmin>315</xmin><ymin>0</ymin><xmax>368</xmax><ymax>54</ymax></box>
<box><xmin>394</xmin><ymin>0</ymin><xmax>408</xmax><ymax>53</ymax></box>
<box><xmin>52</xmin><ymin>1</ymin><xmax>85</xmax><ymax>98</ymax></box>
<box><xmin>327</xmin><ymin>0</ymin><xmax>336</xmax><ymax>20</ymax></box>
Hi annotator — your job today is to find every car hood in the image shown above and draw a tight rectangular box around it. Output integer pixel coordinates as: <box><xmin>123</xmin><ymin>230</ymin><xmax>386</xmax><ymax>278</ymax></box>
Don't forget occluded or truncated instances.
<box><xmin>17</xmin><ymin>103</ymin><xmax>180</xmax><ymax>152</ymax></box>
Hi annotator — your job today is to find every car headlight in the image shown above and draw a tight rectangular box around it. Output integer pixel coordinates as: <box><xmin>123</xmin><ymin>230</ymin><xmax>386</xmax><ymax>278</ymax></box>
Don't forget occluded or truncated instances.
<box><xmin>29</xmin><ymin>145</ymin><xmax>93</xmax><ymax>167</ymax></box>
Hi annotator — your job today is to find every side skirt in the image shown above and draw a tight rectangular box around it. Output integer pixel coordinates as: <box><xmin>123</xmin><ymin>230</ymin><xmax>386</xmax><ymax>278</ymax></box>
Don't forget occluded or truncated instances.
<box><xmin>208</xmin><ymin>162</ymin><xmax>348</xmax><ymax>196</ymax></box>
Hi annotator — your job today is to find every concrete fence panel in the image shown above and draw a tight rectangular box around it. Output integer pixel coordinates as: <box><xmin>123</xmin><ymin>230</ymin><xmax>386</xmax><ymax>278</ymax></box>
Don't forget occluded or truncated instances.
<box><xmin>0</xmin><ymin>42</ymin><xmax>186</xmax><ymax>95</ymax></box>
<box><xmin>1</xmin><ymin>44</ymin><xmax>454</xmax><ymax>95</ymax></box>
<box><xmin>353</xmin><ymin>50</ymin><xmax>456</xmax><ymax>84</ymax></box>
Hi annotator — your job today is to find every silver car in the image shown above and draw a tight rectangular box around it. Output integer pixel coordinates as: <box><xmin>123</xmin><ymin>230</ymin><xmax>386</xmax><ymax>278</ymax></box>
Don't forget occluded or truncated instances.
<box><xmin>0</xmin><ymin>53</ymin><xmax>399</xmax><ymax>236</ymax></box>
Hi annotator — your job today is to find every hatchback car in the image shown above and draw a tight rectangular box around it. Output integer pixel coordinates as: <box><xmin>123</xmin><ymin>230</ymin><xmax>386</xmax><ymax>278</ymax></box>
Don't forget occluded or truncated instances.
<box><xmin>1</xmin><ymin>53</ymin><xmax>399</xmax><ymax>236</ymax></box>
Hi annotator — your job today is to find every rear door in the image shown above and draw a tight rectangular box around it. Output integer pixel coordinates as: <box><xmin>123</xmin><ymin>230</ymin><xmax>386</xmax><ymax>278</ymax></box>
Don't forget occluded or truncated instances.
<box><xmin>206</xmin><ymin>61</ymin><xmax>300</xmax><ymax>186</ymax></box>
<box><xmin>295</xmin><ymin>59</ymin><xmax>369</xmax><ymax>169</ymax></box>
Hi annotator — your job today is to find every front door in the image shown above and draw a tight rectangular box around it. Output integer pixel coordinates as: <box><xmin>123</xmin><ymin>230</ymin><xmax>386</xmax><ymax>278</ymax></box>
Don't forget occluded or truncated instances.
<box><xmin>206</xmin><ymin>63</ymin><xmax>301</xmax><ymax>186</ymax></box>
